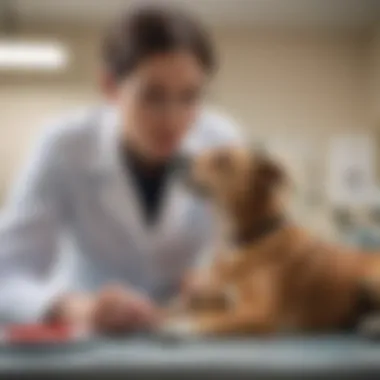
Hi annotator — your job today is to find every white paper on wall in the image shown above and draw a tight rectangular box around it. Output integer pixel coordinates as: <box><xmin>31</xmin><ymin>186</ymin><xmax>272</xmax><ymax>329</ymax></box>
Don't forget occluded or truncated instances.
<box><xmin>328</xmin><ymin>134</ymin><xmax>375</xmax><ymax>207</ymax></box>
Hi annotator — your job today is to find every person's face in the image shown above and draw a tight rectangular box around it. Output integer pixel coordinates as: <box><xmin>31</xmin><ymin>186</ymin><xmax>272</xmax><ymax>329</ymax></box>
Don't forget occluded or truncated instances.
<box><xmin>102</xmin><ymin>50</ymin><xmax>208</xmax><ymax>162</ymax></box>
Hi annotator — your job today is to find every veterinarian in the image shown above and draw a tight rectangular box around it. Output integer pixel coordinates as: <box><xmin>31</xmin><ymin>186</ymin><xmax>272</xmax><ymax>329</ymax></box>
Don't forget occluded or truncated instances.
<box><xmin>0</xmin><ymin>4</ymin><xmax>241</xmax><ymax>332</ymax></box>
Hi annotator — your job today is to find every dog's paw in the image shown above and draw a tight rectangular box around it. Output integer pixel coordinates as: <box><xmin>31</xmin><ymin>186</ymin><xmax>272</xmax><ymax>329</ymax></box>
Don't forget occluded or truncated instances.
<box><xmin>157</xmin><ymin>318</ymin><xmax>198</xmax><ymax>338</ymax></box>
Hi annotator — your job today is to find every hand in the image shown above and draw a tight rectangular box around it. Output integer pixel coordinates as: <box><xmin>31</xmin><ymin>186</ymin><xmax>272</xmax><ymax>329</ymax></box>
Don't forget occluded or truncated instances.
<box><xmin>91</xmin><ymin>285</ymin><xmax>157</xmax><ymax>335</ymax></box>
<box><xmin>44</xmin><ymin>293</ymin><xmax>95</xmax><ymax>327</ymax></box>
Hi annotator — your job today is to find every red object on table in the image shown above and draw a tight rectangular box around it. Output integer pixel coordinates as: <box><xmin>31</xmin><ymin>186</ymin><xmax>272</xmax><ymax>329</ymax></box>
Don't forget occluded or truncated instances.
<box><xmin>4</xmin><ymin>323</ymin><xmax>74</xmax><ymax>344</ymax></box>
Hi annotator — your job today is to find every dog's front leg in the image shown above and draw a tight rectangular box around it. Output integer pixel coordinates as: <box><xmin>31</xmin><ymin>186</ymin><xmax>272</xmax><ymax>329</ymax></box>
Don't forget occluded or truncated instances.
<box><xmin>158</xmin><ymin>268</ymin><xmax>278</xmax><ymax>338</ymax></box>
<box><xmin>158</xmin><ymin>307</ymin><xmax>276</xmax><ymax>337</ymax></box>
<box><xmin>199</xmin><ymin>309</ymin><xmax>276</xmax><ymax>336</ymax></box>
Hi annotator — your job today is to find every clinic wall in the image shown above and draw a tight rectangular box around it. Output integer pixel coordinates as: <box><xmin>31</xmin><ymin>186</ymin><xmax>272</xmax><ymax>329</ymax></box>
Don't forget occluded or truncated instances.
<box><xmin>214</xmin><ymin>30</ymin><xmax>368</xmax><ymax>140</ymax></box>
<box><xmin>369</xmin><ymin>24</ymin><xmax>380</xmax><ymax>123</ymax></box>
<box><xmin>0</xmin><ymin>26</ymin><xmax>370</xmax><ymax>209</ymax></box>
<box><xmin>0</xmin><ymin>84</ymin><xmax>100</xmax><ymax>198</ymax></box>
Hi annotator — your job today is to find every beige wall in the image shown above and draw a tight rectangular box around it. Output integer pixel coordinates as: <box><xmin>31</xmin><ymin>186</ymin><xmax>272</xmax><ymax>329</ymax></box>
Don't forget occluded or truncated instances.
<box><xmin>0</xmin><ymin>26</ymin><xmax>373</xmax><ymax>223</ymax></box>
<box><xmin>215</xmin><ymin>30</ymin><xmax>369</xmax><ymax>139</ymax></box>
<box><xmin>0</xmin><ymin>84</ymin><xmax>99</xmax><ymax>192</ymax></box>
<box><xmin>369</xmin><ymin>24</ymin><xmax>380</xmax><ymax>123</ymax></box>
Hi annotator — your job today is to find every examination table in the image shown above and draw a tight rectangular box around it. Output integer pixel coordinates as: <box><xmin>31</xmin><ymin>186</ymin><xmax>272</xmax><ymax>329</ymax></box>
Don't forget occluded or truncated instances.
<box><xmin>0</xmin><ymin>335</ymin><xmax>379</xmax><ymax>379</ymax></box>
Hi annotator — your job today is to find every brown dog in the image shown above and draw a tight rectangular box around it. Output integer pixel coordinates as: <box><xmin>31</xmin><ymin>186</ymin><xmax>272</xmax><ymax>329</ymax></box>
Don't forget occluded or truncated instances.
<box><xmin>158</xmin><ymin>147</ymin><xmax>380</xmax><ymax>337</ymax></box>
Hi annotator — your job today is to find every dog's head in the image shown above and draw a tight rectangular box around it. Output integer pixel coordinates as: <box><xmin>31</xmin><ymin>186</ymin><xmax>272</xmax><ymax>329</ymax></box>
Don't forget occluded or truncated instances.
<box><xmin>186</xmin><ymin>147</ymin><xmax>288</xmax><ymax>226</ymax></box>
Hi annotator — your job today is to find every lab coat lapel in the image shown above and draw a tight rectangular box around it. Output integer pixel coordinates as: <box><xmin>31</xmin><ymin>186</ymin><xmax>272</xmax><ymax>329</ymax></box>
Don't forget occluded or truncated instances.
<box><xmin>95</xmin><ymin>107</ymin><xmax>197</xmax><ymax>253</ymax></box>
<box><xmin>95</xmin><ymin>107</ymin><xmax>149</xmax><ymax>252</ymax></box>
<box><xmin>148</xmin><ymin>136</ymin><xmax>197</xmax><ymax>248</ymax></box>
<box><xmin>149</xmin><ymin>175</ymin><xmax>190</xmax><ymax>248</ymax></box>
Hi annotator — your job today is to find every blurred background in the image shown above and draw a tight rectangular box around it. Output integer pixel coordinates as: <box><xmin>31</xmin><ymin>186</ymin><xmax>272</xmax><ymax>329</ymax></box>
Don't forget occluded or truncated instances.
<box><xmin>1</xmin><ymin>0</ymin><xmax>380</xmax><ymax>246</ymax></box>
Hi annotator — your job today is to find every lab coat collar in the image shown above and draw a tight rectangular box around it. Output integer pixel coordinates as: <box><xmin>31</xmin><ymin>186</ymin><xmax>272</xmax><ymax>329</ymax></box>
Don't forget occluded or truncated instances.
<box><xmin>93</xmin><ymin>105</ymin><xmax>193</xmax><ymax>254</ymax></box>
<box><xmin>94</xmin><ymin>105</ymin><xmax>147</xmax><ymax>250</ymax></box>
<box><xmin>93</xmin><ymin>105</ymin><xmax>122</xmax><ymax>177</ymax></box>
<box><xmin>94</xmin><ymin>104</ymin><xmax>200</xmax><ymax>175</ymax></box>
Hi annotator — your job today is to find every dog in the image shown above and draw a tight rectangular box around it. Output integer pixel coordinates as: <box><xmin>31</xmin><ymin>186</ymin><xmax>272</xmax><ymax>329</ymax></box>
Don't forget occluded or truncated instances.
<box><xmin>158</xmin><ymin>147</ymin><xmax>380</xmax><ymax>337</ymax></box>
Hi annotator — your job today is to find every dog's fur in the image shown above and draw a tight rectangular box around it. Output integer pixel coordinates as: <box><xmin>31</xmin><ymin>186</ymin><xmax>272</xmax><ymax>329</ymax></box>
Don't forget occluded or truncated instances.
<box><xmin>159</xmin><ymin>147</ymin><xmax>380</xmax><ymax>337</ymax></box>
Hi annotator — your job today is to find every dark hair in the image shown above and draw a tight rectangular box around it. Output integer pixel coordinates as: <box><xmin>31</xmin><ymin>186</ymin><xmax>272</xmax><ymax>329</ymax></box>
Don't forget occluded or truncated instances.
<box><xmin>102</xmin><ymin>4</ymin><xmax>216</xmax><ymax>80</ymax></box>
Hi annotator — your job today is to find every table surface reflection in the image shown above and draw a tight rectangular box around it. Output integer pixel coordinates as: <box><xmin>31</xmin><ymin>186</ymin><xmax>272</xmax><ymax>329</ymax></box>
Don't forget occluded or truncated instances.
<box><xmin>0</xmin><ymin>335</ymin><xmax>379</xmax><ymax>378</ymax></box>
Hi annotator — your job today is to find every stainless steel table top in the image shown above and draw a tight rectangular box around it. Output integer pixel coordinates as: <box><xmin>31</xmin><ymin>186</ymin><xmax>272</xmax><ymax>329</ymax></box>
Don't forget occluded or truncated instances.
<box><xmin>0</xmin><ymin>335</ymin><xmax>379</xmax><ymax>379</ymax></box>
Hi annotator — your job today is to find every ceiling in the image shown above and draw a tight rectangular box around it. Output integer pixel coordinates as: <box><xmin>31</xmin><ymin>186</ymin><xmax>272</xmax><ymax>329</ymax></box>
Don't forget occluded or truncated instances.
<box><xmin>1</xmin><ymin>0</ymin><xmax>380</xmax><ymax>30</ymax></box>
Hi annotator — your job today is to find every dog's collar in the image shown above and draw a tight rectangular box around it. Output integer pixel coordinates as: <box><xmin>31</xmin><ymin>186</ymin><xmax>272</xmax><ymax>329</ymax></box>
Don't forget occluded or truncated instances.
<box><xmin>233</xmin><ymin>215</ymin><xmax>286</xmax><ymax>246</ymax></box>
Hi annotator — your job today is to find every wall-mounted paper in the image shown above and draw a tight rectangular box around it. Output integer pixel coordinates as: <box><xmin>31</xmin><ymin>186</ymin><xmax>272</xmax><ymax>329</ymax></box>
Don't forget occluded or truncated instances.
<box><xmin>328</xmin><ymin>134</ymin><xmax>375</xmax><ymax>207</ymax></box>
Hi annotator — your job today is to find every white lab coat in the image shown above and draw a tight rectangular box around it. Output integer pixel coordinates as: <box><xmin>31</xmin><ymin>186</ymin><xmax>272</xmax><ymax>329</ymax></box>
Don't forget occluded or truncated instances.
<box><xmin>0</xmin><ymin>105</ymin><xmax>242</xmax><ymax>322</ymax></box>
